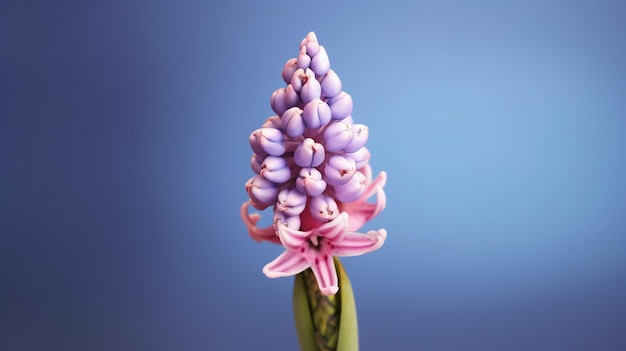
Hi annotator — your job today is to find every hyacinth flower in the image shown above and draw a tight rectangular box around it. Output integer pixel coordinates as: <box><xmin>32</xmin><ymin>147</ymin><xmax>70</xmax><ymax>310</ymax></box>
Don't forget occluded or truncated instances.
<box><xmin>241</xmin><ymin>32</ymin><xmax>387</xmax><ymax>351</ymax></box>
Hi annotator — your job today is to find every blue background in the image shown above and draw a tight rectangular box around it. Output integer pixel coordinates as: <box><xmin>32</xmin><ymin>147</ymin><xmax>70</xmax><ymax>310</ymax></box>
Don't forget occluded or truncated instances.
<box><xmin>2</xmin><ymin>0</ymin><xmax>625</xmax><ymax>350</ymax></box>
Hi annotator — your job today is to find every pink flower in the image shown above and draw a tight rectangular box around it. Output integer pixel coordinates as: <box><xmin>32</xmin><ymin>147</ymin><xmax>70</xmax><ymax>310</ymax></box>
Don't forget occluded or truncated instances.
<box><xmin>241</xmin><ymin>32</ymin><xmax>387</xmax><ymax>295</ymax></box>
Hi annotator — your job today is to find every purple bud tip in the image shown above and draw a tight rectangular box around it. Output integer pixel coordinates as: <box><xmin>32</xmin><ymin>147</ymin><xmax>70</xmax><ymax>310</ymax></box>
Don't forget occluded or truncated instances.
<box><xmin>324</xmin><ymin>154</ymin><xmax>356</xmax><ymax>185</ymax></box>
<box><xmin>309</xmin><ymin>194</ymin><xmax>339</xmax><ymax>222</ymax></box>
<box><xmin>281</xmin><ymin>107</ymin><xmax>306</xmax><ymax>138</ymax></box>
<box><xmin>320</xmin><ymin>69</ymin><xmax>342</xmax><ymax>99</ymax></box>
<box><xmin>246</xmin><ymin>175</ymin><xmax>278</xmax><ymax>210</ymax></box>
<box><xmin>323</xmin><ymin>121</ymin><xmax>353</xmax><ymax>152</ymax></box>
<box><xmin>345</xmin><ymin>147</ymin><xmax>371</xmax><ymax>170</ymax></box>
<box><xmin>303</xmin><ymin>31</ymin><xmax>320</xmax><ymax>56</ymax></box>
<box><xmin>344</xmin><ymin>123</ymin><xmax>369</xmax><ymax>153</ymax></box>
<box><xmin>273</xmin><ymin>210</ymin><xmax>301</xmax><ymax>230</ymax></box>
<box><xmin>294</xmin><ymin>138</ymin><xmax>325</xmax><ymax>168</ymax></box>
<box><xmin>297</xmin><ymin>46</ymin><xmax>311</xmax><ymax>69</ymax></box>
<box><xmin>295</xmin><ymin>167</ymin><xmax>327</xmax><ymax>197</ymax></box>
<box><xmin>270</xmin><ymin>88</ymin><xmax>287</xmax><ymax>116</ymax></box>
<box><xmin>310</xmin><ymin>46</ymin><xmax>330</xmax><ymax>77</ymax></box>
<box><xmin>302</xmin><ymin>99</ymin><xmax>331</xmax><ymax>129</ymax></box>
<box><xmin>250</xmin><ymin>154</ymin><xmax>263</xmax><ymax>174</ymax></box>
<box><xmin>300</xmin><ymin>74</ymin><xmax>322</xmax><ymax>104</ymax></box>
<box><xmin>282</xmin><ymin>58</ymin><xmax>298</xmax><ymax>84</ymax></box>
<box><xmin>257</xmin><ymin>127</ymin><xmax>285</xmax><ymax>156</ymax></box>
<box><xmin>328</xmin><ymin>92</ymin><xmax>353</xmax><ymax>120</ymax></box>
<box><xmin>276</xmin><ymin>188</ymin><xmax>307</xmax><ymax>216</ymax></box>
<box><xmin>260</xmin><ymin>156</ymin><xmax>291</xmax><ymax>184</ymax></box>
<box><xmin>284</xmin><ymin>84</ymin><xmax>301</xmax><ymax>108</ymax></box>
<box><xmin>333</xmin><ymin>171</ymin><xmax>366</xmax><ymax>202</ymax></box>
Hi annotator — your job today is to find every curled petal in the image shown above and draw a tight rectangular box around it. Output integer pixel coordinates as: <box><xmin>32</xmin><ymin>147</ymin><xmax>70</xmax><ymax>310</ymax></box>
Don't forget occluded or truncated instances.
<box><xmin>332</xmin><ymin>229</ymin><xmax>387</xmax><ymax>257</ymax></box>
<box><xmin>315</xmin><ymin>211</ymin><xmax>348</xmax><ymax>241</ymax></box>
<box><xmin>302</xmin><ymin>99</ymin><xmax>331</xmax><ymax>129</ymax></box>
<box><xmin>295</xmin><ymin>167</ymin><xmax>327</xmax><ymax>197</ymax></box>
<box><xmin>282</xmin><ymin>57</ymin><xmax>298</xmax><ymax>84</ymax></box>
<box><xmin>309</xmin><ymin>194</ymin><xmax>340</xmax><ymax>222</ymax></box>
<box><xmin>324</xmin><ymin>154</ymin><xmax>356</xmax><ymax>186</ymax></box>
<box><xmin>308</xmin><ymin>249</ymin><xmax>338</xmax><ymax>295</ymax></box>
<box><xmin>276</xmin><ymin>188</ymin><xmax>307</xmax><ymax>216</ymax></box>
<box><xmin>263</xmin><ymin>251</ymin><xmax>310</xmax><ymax>278</ymax></box>
<box><xmin>240</xmin><ymin>201</ymin><xmax>280</xmax><ymax>244</ymax></box>
<box><xmin>277</xmin><ymin>221</ymin><xmax>312</xmax><ymax>251</ymax></box>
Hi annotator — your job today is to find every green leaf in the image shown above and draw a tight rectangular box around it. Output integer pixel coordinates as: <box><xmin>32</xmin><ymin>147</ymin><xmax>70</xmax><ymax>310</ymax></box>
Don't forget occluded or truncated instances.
<box><xmin>335</xmin><ymin>257</ymin><xmax>359</xmax><ymax>351</ymax></box>
<box><xmin>293</xmin><ymin>272</ymin><xmax>320</xmax><ymax>351</ymax></box>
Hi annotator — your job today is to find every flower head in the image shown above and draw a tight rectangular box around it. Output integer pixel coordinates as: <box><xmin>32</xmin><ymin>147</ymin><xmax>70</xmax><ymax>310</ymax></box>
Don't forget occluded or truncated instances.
<box><xmin>241</xmin><ymin>32</ymin><xmax>387</xmax><ymax>295</ymax></box>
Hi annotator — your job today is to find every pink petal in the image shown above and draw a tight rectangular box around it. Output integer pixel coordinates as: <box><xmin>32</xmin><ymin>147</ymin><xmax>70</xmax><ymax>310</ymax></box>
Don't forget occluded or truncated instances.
<box><xmin>263</xmin><ymin>251</ymin><xmax>310</xmax><ymax>278</ymax></box>
<box><xmin>332</xmin><ymin>229</ymin><xmax>387</xmax><ymax>257</ymax></box>
<box><xmin>316</xmin><ymin>212</ymin><xmax>348</xmax><ymax>241</ymax></box>
<box><xmin>308</xmin><ymin>250</ymin><xmax>338</xmax><ymax>295</ymax></box>
<box><xmin>240</xmin><ymin>201</ymin><xmax>280</xmax><ymax>244</ymax></box>
<box><xmin>277</xmin><ymin>223</ymin><xmax>312</xmax><ymax>251</ymax></box>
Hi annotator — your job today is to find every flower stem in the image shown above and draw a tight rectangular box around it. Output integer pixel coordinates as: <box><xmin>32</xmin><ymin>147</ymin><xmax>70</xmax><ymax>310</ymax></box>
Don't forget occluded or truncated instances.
<box><xmin>293</xmin><ymin>258</ymin><xmax>359</xmax><ymax>351</ymax></box>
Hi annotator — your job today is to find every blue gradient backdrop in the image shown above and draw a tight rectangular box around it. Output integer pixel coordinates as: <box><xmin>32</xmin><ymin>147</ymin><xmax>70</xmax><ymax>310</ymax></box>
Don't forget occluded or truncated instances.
<box><xmin>2</xmin><ymin>1</ymin><xmax>625</xmax><ymax>350</ymax></box>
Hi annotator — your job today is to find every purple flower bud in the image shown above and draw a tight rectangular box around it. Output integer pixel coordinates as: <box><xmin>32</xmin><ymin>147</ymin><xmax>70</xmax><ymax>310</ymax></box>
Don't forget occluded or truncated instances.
<box><xmin>333</xmin><ymin>171</ymin><xmax>366</xmax><ymax>203</ymax></box>
<box><xmin>324</xmin><ymin>154</ymin><xmax>356</xmax><ymax>185</ymax></box>
<box><xmin>344</xmin><ymin>123</ymin><xmax>369</xmax><ymax>153</ymax></box>
<box><xmin>320</xmin><ymin>69</ymin><xmax>342</xmax><ymax>98</ymax></box>
<box><xmin>310</xmin><ymin>46</ymin><xmax>330</xmax><ymax>77</ymax></box>
<box><xmin>294</xmin><ymin>138</ymin><xmax>325</xmax><ymax>168</ymax></box>
<box><xmin>252</xmin><ymin>127</ymin><xmax>285</xmax><ymax>156</ymax></box>
<box><xmin>246</xmin><ymin>175</ymin><xmax>278</xmax><ymax>210</ymax></box>
<box><xmin>309</xmin><ymin>194</ymin><xmax>339</xmax><ymax>222</ymax></box>
<box><xmin>249</xmin><ymin>129</ymin><xmax>265</xmax><ymax>156</ymax></box>
<box><xmin>302</xmin><ymin>98</ymin><xmax>331</xmax><ymax>129</ymax></box>
<box><xmin>323</xmin><ymin>121</ymin><xmax>352</xmax><ymax>152</ymax></box>
<box><xmin>300</xmin><ymin>74</ymin><xmax>322</xmax><ymax>104</ymax></box>
<box><xmin>260</xmin><ymin>156</ymin><xmax>291</xmax><ymax>184</ymax></box>
<box><xmin>250</xmin><ymin>154</ymin><xmax>263</xmax><ymax>174</ymax></box>
<box><xmin>296</xmin><ymin>46</ymin><xmax>311</xmax><ymax>69</ymax></box>
<box><xmin>345</xmin><ymin>147</ymin><xmax>371</xmax><ymax>170</ymax></box>
<box><xmin>303</xmin><ymin>31</ymin><xmax>320</xmax><ymax>57</ymax></box>
<box><xmin>295</xmin><ymin>167</ymin><xmax>327</xmax><ymax>197</ymax></box>
<box><xmin>276</xmin><ymin>188</ymin><xmax>307</xmax><ymax>216</ymax></box>
<box><xmin>290</xmin><ymin>68</ymin><xmax>315</xmax><ymax>93</ymax></box>
<box><xmin>284</xmin><ymin>84</ymin><xmax>301</xmax><ymax>108</ymax></box>
<box><xmin>282</xmin><ymin>58</ymin><xmax>298</xmax><ymax>84</ymax></box>
<box><xmin>328</xmin><ymin>92</ymin><xmax>353</xmax><ymax>120</ymax></box>
<box><xmin>270</xmin><ymin>88</ymin><xmax>288</xmax><ymax>116</ymax></box>
<box><xmin>273</xmin><ymin>210</ymin><xmax>301</xmax><ymax>230</ymax></box>
<box><xmin>281</xmin><ymin>107</ymin><xmax>306</xmax><ymax>138</ymax></box>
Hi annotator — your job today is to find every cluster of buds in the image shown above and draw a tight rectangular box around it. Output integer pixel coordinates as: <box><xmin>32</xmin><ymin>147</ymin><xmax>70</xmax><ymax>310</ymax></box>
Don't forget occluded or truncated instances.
<box><xmin>241</xmin><ymin>32</ymin><xmax>387</xmax><ymax>296</ymax></box>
